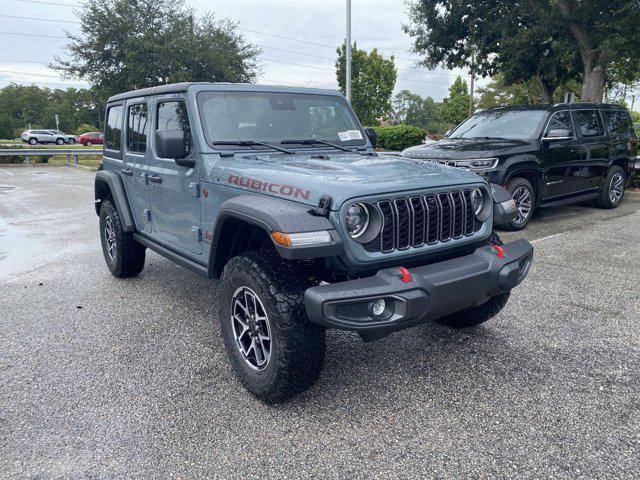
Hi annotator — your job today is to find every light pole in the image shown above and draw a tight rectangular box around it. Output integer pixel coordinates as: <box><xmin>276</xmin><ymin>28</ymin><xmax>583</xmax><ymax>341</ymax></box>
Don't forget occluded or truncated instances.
<box><xmin>346</xmin><ymin>0</ymin><xmax>351</xmax><ymax>103</ymax></box>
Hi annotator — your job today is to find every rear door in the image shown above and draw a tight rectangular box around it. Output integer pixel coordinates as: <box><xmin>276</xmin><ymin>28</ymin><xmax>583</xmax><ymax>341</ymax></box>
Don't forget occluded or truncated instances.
<box><xmin>574</xmin><ymin>109</ymin><xmax>609</xmax><ymax>191</ymax></box>
<box><xmin>603</xmin><ymin>109</ymin><xmax>636</xmax><ymax>176</ymax></box>
<box><xmin>146</xmin><ymin>96</ymin><xmax>202</xmax><ymax>255</ymax></box>
<box><xmin>540</xmin><ymin>110</ymin><xmax>582</xmax><ymax>198</ymax></box>
<box><xmin>123</xmin><ymin>99</ymin><xmax>151</xmax><ymax>232</ymax></box>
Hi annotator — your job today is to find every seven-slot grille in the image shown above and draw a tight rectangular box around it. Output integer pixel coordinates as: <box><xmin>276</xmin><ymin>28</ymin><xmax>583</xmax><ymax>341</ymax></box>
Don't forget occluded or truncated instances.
<box><xmin>364</xmin><ymin>188</ymin><xmax>483</xmax><ymax>253</ymax></box>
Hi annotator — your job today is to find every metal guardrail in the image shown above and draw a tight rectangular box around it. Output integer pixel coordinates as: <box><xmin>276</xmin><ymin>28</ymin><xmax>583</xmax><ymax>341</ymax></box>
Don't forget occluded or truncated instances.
<box><xmin>0</xmin><ymin>148</ymin><xmax>103</xmax><ymax>165</ymax></box>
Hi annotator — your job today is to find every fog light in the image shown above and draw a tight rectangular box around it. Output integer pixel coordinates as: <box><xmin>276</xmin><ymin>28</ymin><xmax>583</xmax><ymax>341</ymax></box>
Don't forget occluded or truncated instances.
<box><xmin>372</xmin><ymin>299</ymin><xmax>386</xmax><ymax>317</ymax></box>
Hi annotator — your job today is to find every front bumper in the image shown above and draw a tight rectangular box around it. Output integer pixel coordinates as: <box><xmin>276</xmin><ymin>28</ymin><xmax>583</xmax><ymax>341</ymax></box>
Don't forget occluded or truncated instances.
<box><xmin>304</xmin><ymin>239</ymin><xmax>533</xmax><ymax>333</ymax></box>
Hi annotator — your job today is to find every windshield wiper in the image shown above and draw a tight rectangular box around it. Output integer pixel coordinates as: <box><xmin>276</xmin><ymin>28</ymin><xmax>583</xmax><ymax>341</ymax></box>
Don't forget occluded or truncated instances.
<box><xmin>281</xmin><ymin>138</ymin><xmax>354</xmax><ymax>153</ymax></box>
<box><xmin>211</xmin><ymin>140</ymin><xmax>293</xmax><ymax>154</ymax></box>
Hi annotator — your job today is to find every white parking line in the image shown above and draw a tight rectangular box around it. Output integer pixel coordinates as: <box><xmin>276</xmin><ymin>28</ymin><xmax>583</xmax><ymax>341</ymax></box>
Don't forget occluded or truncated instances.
<box><xmin>531</xmin><ymin>232</ymin><xmax>565</xmax><ymax>244</ymax></box>
<box><xmin>0</xmin><ymin>168</ymin><xmax>14</xmax><ymax>176</ymax></box>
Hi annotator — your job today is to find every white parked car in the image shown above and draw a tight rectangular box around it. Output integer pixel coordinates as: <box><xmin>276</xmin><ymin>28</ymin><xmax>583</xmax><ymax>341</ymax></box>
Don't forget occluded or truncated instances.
<box><xmin>21</xmin><ymin>129</ymin><xmax>76</xmax><ymax>145</ymax></box>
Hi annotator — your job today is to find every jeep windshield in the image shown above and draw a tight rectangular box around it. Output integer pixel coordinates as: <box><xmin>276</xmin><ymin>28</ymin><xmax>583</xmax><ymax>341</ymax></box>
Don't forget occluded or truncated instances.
<box><xmin>197</xmin><ymin>91</ymin><xmax>366</xmax><ymax>151</ymax></box>
<box><xmin>449</xmin><ymin>110</ymin><xmax>547</xmax><ymax>140</ymax></box>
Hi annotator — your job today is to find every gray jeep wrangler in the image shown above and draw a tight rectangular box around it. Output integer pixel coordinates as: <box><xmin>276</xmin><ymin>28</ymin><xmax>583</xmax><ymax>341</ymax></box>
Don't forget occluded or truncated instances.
<box><xmin>95</xmin><ymin>82</ymin><xmax>533</xmax><ymax>403</ymax></box>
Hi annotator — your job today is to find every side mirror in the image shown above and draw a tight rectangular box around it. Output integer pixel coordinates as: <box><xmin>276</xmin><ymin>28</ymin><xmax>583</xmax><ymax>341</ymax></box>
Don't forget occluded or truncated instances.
<box><xmin>155</xmin><ymin>129</ymin><xmax>194</xmax><ymax>167</ymax></box>
<box><xmin>444</xmin><ymin>129</ymin><xmax>452</xmax><ymax>138</ymax></box>
<box><xmin>542</xmin><ymin>128</ymin><xmax>573</xmax><ymax>141</ymax></box>
<box><xmin>364</xmin><ymin>127</ymin><xmax>377</xmax><ymax>149</ymax></box>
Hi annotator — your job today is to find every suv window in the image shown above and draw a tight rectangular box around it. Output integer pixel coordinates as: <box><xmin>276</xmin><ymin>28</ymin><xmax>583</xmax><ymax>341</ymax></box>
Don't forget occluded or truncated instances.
<box><xmin>544</xmin><ymin>111</ymin><xmax>574</xmax><ymax>137</ymax></box>
<box><xmin>156</xmin><ymin>100</ymin><xmax>191</xmax><ymax>153</ymax></box>
<box><xmin>574</xmin><ymin>110</ymin><xmax>603</xmax><ymax>137</ymax></box>
<box><xmin>604</xmin><ymin>110</ymin><xmax>633</xmax><ymax>137</ymax></box>
<box><xmin>127</xmin><ymin>103</ymin><xmax>148</xmax><ymax>153</ymax></box>
<box><xmin>106</xmin><ymin>105</ymin><xmax>123</xmax><ymax>150</ymax></box>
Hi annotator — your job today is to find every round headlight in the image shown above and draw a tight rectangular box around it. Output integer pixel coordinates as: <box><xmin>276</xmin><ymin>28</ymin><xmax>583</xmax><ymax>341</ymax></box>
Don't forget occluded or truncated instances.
<box><xmin>345</xmin><ymin>202</ymin><xmax>369</xmax><ymax>238</ymax></box>
<box><xmin>471</xmin><ymin>188</ymin><xmax>485</xmax><ymax>217</ymax></box>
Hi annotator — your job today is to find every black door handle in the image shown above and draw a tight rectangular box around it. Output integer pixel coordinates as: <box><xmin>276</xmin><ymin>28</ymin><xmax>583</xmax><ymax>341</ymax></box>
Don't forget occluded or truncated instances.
<box><xmin>121</xmin><ymin>168</ymin><xmax>133</xmax><ymax>176</ymax></box>
<box><xmin>148</xmin><ymin>174</ymin><xmax>162</xmax><ymax>184</ymax></box>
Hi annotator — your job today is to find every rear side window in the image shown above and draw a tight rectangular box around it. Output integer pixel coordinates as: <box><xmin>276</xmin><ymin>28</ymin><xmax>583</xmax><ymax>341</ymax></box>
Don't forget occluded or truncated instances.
<box><xmin>127</xmin><ymin>103</ymin><xmax>149</xmax><ymax>153</ymax></box>
<box><xmin>604</xmin><ymin>110</ymin><xmax>633</xmax><ymax>137</ymax></box>
<box><xmin>105</xmin><ymin>105</ymin><xmax>124</xmax><ymax>150</ymax></box>
<box><xmin>544</xmin><ymin>111</ymin><xmax>574</xmax><ymax>136</ymax></box>
<box><xmin>156</xmin><ymin>100</ymin><xmax>192</xmax><ymax>153</ymax></box>
<box><xmin>574</xmin><ymin>110</ymin><xmax>603</xmax><ymax>137</ymax></box>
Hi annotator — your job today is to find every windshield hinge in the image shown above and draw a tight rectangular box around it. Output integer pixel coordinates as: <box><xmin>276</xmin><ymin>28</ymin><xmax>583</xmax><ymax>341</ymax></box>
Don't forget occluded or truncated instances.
<box><xmin>313</xmin><ymin>194</ymin><xmax>333</xmax><ymax>217</ymax></box>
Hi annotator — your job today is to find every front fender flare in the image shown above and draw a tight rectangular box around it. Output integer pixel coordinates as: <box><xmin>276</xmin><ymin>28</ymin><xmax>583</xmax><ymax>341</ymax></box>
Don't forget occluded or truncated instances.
<box><xmin>94</xmin><ymin>170</ymin><xmax>135</xmax><ymax>232</ymax></box>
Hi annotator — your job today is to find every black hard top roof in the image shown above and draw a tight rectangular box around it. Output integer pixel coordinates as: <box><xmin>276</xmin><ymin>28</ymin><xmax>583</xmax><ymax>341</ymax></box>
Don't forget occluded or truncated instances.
<box><xmin>481</xmin><ymin>103</ymin><xmax>628</xmax><ymax>113</ymax></box>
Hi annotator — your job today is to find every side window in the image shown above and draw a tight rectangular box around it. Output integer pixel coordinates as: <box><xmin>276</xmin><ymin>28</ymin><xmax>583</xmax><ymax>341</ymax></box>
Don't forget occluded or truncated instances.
<box><xmin>604</xmin><ymin>110</ymin><xmax>633</xmax><ymax>137</ymax></box>
<box><xmin>156</xmin><ymin>100</ymin><xmax>192</xmax><ymax>154</ymax></box>
<box><xmin>544</xmin><ymin>111</ymin><xmax>574</xmax><ymax>137</ymax></box>
<box><xmin>127</xmin><ymin>103</ymin><xmax>148</xmax><ymax>153</ymax></box>
<box><xmin>574</xmin><ymin>110</ymin><xmax>604</xmax><ymax>137</ymax></box>
<box><xmin>105</xmin><ymin>105</ymin><xmax>124</xmax><ymax>150</ymax></box>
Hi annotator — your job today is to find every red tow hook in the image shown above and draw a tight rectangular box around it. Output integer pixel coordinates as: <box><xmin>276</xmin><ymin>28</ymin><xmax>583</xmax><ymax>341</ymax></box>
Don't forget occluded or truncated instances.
<box><xmin>398</xmin><ymin>266</ymin><xmax>412</xmax><ymax>283</ymax></box>
<box><xmin>492</xmin><ymin>245</ymin><xmax>505</xmax><ymax>259</ymax></box>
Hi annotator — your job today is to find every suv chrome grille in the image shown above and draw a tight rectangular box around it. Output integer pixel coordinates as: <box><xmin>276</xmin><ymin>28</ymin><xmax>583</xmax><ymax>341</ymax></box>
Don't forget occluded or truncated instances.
<box><xmin>365</xmin><ymin>189</ymin><xmax>483</xmax><ymax>253</ymax></box>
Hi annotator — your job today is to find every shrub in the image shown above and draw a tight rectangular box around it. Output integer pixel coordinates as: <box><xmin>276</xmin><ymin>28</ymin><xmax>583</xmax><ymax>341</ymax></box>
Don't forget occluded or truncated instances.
<box><xmin>370</xmin><ymin>124</ymin><xmax>426</xmax><ymax>151</ymax></box>
<box><xmin>629</xmin><ymin>171</ymin><xmax>640</xmax><ymax>189</ymax></box>
<box><xmin>75</xmin><ymin>123</ymin><xmax>100</xmax><ymax>135</ymax></box>
<box><xmin>0</xmin><ymin>144</ymin><xmax>50</xmax><ymax>164</ymax></box>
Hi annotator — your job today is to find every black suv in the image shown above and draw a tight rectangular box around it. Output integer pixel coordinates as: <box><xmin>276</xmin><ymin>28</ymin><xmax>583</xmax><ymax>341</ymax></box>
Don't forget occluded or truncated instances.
<box><xmin>402</xmin><ymin>104</ymin><xmax>639</xmax><ymax>230</ymax></box>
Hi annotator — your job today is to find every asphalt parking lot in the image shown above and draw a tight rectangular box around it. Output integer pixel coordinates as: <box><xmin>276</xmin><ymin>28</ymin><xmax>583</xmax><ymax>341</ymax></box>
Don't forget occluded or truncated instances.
<box><xmin>1</xmin><ymin>165</ymin><xmax>639</xmax><ymax>479</ymax></box>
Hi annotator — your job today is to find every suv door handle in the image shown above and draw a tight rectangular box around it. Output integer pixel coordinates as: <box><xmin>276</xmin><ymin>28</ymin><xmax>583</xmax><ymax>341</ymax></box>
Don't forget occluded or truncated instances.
<box><xmin>148</xmin><ymin>174</ymin><xmax>162</xmax><ymax>184</ymax></box>
<box><xmin>121</xmin><ymin>168</ymin><xmax>133</xmax><ymax>176</ymax></box>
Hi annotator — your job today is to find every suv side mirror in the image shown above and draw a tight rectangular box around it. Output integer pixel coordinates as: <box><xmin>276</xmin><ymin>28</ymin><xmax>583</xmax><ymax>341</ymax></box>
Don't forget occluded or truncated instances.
<box><xmin>444</xmin><ymin>129</ymin><xmax>452</xmax><ymax>138</ymax></box>
<box><xmin>364</xmin><ymin>127</ymin><xmax>377</xmax><ymax>149</ymax></box>
<box><xmin>155</xmin><ymin>129</ymin><xmax>194</xmax><ymax>167</ymax></box>
<box><xmin>542</xmin><ymin>128</ymin><xmax>573</xmax><ymax>141</ymax></box>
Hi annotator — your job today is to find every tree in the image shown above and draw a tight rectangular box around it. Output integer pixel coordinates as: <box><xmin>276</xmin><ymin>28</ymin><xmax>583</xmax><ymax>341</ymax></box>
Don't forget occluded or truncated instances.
<box><xmin>476</xmin><ymin>73</ymin><xmax>582</xmax><ymax>108</ymax></box>
<box><xmin>336</xmin><ymin>43</ymin><xmax>397</xmax><ymax>125</ymax></box>
<box><xmin>389</xmin><ymin>90</ymin><xmax>445</xmax><ymax>134</ymax></box>
<box><xmin>440</xmin><ymin>76</ymin><xmax>470</xmax><ymax>126</ymax></box>
<box><xmin>403</xmin><ymin>0</ymin><xmax>640</xmax><ymax>103</ymax></box>
<box><xmin>52</xmin><ymin>0</ymin><xmax>260</xmax><ymax>101</ymax></box>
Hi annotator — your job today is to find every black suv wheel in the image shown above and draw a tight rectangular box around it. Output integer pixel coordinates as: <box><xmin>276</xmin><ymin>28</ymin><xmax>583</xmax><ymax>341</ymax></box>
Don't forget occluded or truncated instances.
<box><xmin>99</xmin><ymin>199</ymin><xmax>146</xmax><ymax>277</ymax></box>
<box><xmin>436</xmin><ymin>232</ymin><xmax>511</xmax><ymax>329</ymax></box>
<box><xmin>597</xmin><ymin>165</ymin><xmax>626</xmax><ymax>209</ymax></box>
<box><xmin>219</xmin><ymin>251</ymin><xmax>326</xmax><ymax>403</ymax></box>
<box><xmin>504</xmin><ymin>177</ymin><xmax>535</xmax><ymax>230</ymax></box>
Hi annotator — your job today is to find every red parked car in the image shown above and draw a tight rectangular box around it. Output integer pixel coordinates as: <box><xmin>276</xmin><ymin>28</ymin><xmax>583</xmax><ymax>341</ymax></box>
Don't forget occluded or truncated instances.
<box><xmin>78</xmin><ymin>132</ymin><xmax>103</xmax><ymax>146</ymax></box>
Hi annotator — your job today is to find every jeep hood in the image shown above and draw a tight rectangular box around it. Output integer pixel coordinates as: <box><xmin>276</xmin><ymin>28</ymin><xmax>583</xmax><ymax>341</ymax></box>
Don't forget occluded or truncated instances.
<box><xmin>218</xmin><ymin>152</ymin><xmax>484</xmax><ymax>209</ymax></box>
<box><xmin>401</xmin><ymin>138</ymin><xmax>533</xmax><ymax>160</ymax></box>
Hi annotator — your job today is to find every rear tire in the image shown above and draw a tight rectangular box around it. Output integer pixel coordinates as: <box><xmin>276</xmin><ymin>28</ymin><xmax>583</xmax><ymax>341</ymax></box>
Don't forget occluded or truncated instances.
<box><xmin>99</xmin><ymin>199</ymin><xmax>146</xmax><ymax>278</ymax></box>
<box><xmin>597</xmin><ymin>165</ymin><xmax>626</xmax><ymax>209</ymax></box>
<box><xmin>219</xmin><ymin>251</ymin><xmax>326</xmax><ymax>403</ymax></box>
<box><xmin>56</xmin><ymin>138</ymin><xmax>64</xmax><ymax>145</ymax></box>
<box><xmin>504</xmin><ymin>177</ymin><xmax>535</xmax><ymax>231</ymax></box>
<box><xmin>436</xmin><ymin>232</ymin><xmax>510</xmax><ymax>329</ymax></box>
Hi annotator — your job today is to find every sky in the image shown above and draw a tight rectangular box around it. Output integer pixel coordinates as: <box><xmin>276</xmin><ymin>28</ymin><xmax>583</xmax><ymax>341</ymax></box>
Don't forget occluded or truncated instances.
<box><xmin>0</xmin><ymin>0</ymin><xmax>479</xmax><ymax>101</ymax></box>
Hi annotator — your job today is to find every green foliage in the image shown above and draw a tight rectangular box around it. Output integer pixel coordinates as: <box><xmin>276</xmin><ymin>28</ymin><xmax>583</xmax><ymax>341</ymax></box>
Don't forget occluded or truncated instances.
<box><xmin>75</xmin><ymin>124</ymin><xmax>100</xmax><ymax>135</ymax></box>
<box><xmin>52</xmin><ymin>0</ymin><xmax>260</xmax><ymax>101</ymax></box>
<box><xmin>630</xmin><ymin>111</ymin><xmax>640</xmax><ymax>124</ymax></box>
<box><xmin>0</xmin><ymin>84</ymin><xmax>100</xmax><ymax>139</ymax></box>
<box><xmin>389</xmin><ymin>90</ymin><xmax>447</xmax><ymax>135</ymax></box>
<box><xmin>629</xmin><ymin>172</ymin><xmax>640</xmax><ymax>189</ymax></box>
<box><xmin>371</xmin><ymin>124</ymin><xmax>426</xmax><ymax>151</ymax></box>
<box><xmin>0</xmin><ymin>145</ymin><xmax>50</xmax><ymax>164</ymax></box>
<box><xmin>440</xmin><ymin>76</ymin><xmax>470</xmax><ymax>126</ymax></box>
<box><xmin>336</xmin><ymin>43</ymin><xmax>397</xmax><ymax>125</ymax></box>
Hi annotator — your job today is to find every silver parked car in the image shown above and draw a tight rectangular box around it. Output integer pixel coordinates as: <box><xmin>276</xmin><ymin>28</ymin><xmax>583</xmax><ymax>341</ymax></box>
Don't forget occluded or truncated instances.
<box><xmin>21</xmin><ymin>129</ymin><xmax>74</xmax><ymax>145</ymax></box>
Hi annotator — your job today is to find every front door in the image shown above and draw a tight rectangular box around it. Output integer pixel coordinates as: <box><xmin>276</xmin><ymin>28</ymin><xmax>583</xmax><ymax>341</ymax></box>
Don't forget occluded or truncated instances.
<box><xmin>147</xmin><ymin>97</ymin><xmax>202</xmax><ymax>255</ymax></box>
<box><xmin>539</xmin><ymin>110</ymin><xmax>582</xmax><ymax>199</ymax></box>
<box><xmin>573</xmin><ymin>109</ymin><xmax>610</xmax><ymax>191</ymax></box>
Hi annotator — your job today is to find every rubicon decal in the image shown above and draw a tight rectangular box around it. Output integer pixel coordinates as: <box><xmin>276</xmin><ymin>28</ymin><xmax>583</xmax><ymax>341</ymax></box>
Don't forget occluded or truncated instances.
<box><xmin>228</xmin><ymin>175</ymin><xmax>311</xmax><ymax>200</ymax></box>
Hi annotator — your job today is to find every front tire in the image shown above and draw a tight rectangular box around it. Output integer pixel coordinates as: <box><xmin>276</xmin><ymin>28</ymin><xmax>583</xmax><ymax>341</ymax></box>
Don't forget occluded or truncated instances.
<box><xmin>436</xmin><ymin>232</ymin><xmax>510</xmax><ymax>329</ymax></box>
<box><xmin>504</xmin><ymin>177</ymin><xmax>535</xmax><ymax>230</ymax></box>
<box><xmin>597</xmin><ymin>165</ymin><xmax>626</xmax><ymax>209</ymax></box>
<box><xmin>99</xmin><ymin>199</ymin><xmax>146</xmax><ymax>278</ymax></box>
<box><xmin>219</xmin><ymin>252</ymin><xmax>326</xmax><ymax>403</ymax></box>
<box><xmin>29</xmin><ymin>138</ymin><xmax>37</xmax><ymax>145</ymax></box>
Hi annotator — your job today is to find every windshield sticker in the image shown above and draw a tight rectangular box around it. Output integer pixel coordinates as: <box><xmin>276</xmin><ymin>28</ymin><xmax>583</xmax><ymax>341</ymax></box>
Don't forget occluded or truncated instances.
<box><xmin>338</xmin><ymin>130</ymin><xmax>363</xmax><ymax>141</ymax></box>
<box><xmin>227</xmin><ymin>175</ymin><xmax>311</xmax><ymax>200</ymax></box>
